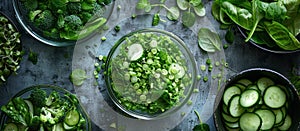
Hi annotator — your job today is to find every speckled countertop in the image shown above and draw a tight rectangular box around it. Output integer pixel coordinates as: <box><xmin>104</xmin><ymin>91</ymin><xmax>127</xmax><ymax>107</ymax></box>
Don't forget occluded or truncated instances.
<box><xmin>0</xmin><ymin>0</ymin><xmax>299</xmax><ymax>130</ymax></box>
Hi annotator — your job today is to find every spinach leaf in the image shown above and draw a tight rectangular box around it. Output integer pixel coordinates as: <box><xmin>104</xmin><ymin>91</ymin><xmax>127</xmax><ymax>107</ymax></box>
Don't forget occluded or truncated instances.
<box><xmin>221</xmin><ymin>1</ymin><xmax>253</xmax><ymax>30</ymax></box>
<box><xmin>193</xmin><ymin>110</ymin><xmax>210</xmax><ymax>131</ymax></box>
<box><xmin>190</xmin><ymin>0</ymin><xmax>202</xmax><ymax>7</ymax></box>
<box><xmin>264</xmin><ymin>2</ymin><xmax>287</xmax><ymax>22</ymax></box>
<box><xmin>167</xmin><ymin>6</ymin><xmax>180</xmax><ymax>21</ymax></box>
<box><xmin>194</xmin><ymin>3</ymin><xmax>205</xmax><ymax>17</ymax></box>
<box><xmin>211</xmin><ymin>1</ymin><xmax>221</xmax><ymax>21</ymax></box>
<box><xmin>177</xmin><ymin>0</ymin><xmax>189</xmax><ymax>10</ymax></box>
<box><xmin>245</xmin><ymin>0</ymin><xmax>265</xmax><ymax>42</ymax></box>
<box><xmin>136</xmin><ymin>0</ymin><xmax>151</xmax><ymax>12</ymax></box>
<box><xmin>182</xmin><ymin>11</ymin><xmax>196</xmax><ymax>27</ymax></box>
<box><xmin>264</xmin><ymin>21</ymin><xmax>300</xmax><ymax>50</ymax></box>
<box><xmin>70</xmin><ymin>69</ymin><xmax>87</xmax><ymax>86</ymax></box>
<box><xmin>198</xmin><ymin>28</ymin><xmax>221</xmax><ymax>52</ymax></box>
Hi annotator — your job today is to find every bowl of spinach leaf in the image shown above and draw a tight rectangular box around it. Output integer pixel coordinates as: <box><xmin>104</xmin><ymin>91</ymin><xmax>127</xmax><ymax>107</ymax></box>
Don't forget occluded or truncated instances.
<box><xmin>104</xmin><ymin>28</ymin><xmax>197</xmax><ymax>120</ymax></box>
<box><xmin>12</xmin><ymin>0</ymin><xmax>114</xmax><ymax>46</ymax></box>
<box><xmin>0</xmin><ymin>85</ymin><xmax>91</xmax><ymax>131</ymax></box>
<box><xmin>212</xmin><ymin>0</ymin><xmax>300</xmax><ymax>53</ymax></box>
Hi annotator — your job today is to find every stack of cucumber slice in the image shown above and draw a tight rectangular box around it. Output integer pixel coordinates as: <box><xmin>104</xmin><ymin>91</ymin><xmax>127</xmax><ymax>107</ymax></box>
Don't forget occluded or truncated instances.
<box><xmin>221</xmin><ymin>77</ymin><xmax>292</xmax><ymax>130</ymax></box>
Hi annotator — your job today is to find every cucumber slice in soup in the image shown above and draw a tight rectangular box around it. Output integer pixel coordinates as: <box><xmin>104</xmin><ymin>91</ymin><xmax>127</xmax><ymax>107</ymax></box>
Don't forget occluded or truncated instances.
<box><xmin>128</xmin><ymin>44</ymin><xmax>144</xmax><ymax>61</ymax></box>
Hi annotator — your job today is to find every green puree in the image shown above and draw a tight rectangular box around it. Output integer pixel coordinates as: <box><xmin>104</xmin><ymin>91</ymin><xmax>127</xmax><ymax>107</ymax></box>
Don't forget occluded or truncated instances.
<box><xmin>108</xmin><ymin>32</ymin><xmax>192</xmax><ymax>114</ymax></box>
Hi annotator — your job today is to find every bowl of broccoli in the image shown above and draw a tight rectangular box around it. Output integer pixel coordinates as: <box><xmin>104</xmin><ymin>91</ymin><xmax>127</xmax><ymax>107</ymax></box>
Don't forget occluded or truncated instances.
<box><xmin>0</xmin><ymin>85</ymin><xmax>91</xmax><ymax>131</ymax></box>
<box><xmin>12</xmin><ymin>0</ymin><xmax>114</xmax><ymax>46</ymax></box>
<box><xmin>105</xmin><ymin>28</ymin><xmax>197</xmax><ymax>120</ymax></box>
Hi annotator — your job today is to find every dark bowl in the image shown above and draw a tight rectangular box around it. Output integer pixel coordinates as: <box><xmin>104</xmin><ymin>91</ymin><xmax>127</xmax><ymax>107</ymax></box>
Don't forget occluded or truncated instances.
<box><xmin>238</xmin><ymin>26</ymin><xmax>300</xmax><ymax>54</ymax></box>
<box><xmin>214</xmin><ymin>68</ymin><xmax>300</xmax><ymax>130</ymax></box>
<box><xmin>0</xmin><ymin>85</ymin><xmax>91</xmax><ymax>131</ymax></box>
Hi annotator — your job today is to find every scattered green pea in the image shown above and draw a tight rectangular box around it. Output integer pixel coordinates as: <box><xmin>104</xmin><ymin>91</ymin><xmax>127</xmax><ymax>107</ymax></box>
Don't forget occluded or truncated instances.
<box><xmin>101</xmin><ymin>36</ymin><xmax>107</xmax><ymax>41</ymax></box>
<box><xmin>132</xmin><ymin>14</ymin><xmax>136</xmax><ymax>19</ymax></box>
<box><xmin>200</xmin><ymin>65</ymin><xmax>206</xmax><ymax>71</ymax></box>
<box><xmin>114</xmin><ymin>25</ymin><xmax>120</xmax><ymax>32</ymax></box>
<box><xmin>203</xmin><ymin>76</ymin><xmax>208</xmax><ymax>82</ymax></box>
<box><xmin>197</xmin><ymin>75</ymin><xmax>201</xmax><ymax>80</ymax></box>
<box><xmin>187</xmin><ymin>100</ymin><xmax>193</xmax><ymax>106</ymax></box>
<box><xmin>223</xmin><ymin>44</ymin><xmax>229</xmax><ymax>49</ymax></box>
<box><xmin>193</xmin><ymin>88</ymin><xmax>199</xmax><ymax>93</ymax></box>
<box><xmin>206</xmin><ymin>59</ymin><xmax>211</xmax><ymax>65</ymax></box>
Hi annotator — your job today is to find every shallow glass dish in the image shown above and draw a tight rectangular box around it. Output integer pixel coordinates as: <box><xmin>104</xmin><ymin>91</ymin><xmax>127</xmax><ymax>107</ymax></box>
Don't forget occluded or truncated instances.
<box><xmin>105</xmin><ymin>28</ymin><xmax>197</xmax><ymax>120</ymax></box>
<box><xmin>12</xmin><ymin>0</ymin><xmax>114</xmax><ymax>46</ymax></box>
<box><xmin>0</xmin><ymin>85</ymin><xmax>91</xmax><ymax>131</ymax></box>
<box><xmin>214</xmin><ymin>68</ymin><xmax>300</xmax><ymax>130</ymax></box>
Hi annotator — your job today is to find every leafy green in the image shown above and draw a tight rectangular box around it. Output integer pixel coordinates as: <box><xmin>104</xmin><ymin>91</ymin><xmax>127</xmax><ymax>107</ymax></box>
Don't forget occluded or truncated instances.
<box><xmin>263</xmin><ymin>21</ymin><xmax>300</xmax><ymax>50</ymax></box>
<box><xmin>176</xmin><ymin>0</ymin><xmax>189</xmax><ymax>10</ymax></box>
<box><xmin>182</xmin><ymin>11</ymin><xmax>196</xmax><ymax>27</ymax></box>
<box><xmin>167</xmin><ymin>7</ymin><xmax>180</xmax><ymax>21</ymax></box>
<box><xmin>225</xmin><ymin>29</ymin><xmax>234</xmax><ymax>43</ymax></box>
<box><xmin>70</xmin><ymin>69</ymin><xmax>87</xmax><ymax>86</ymax></box>
<box><xmin>28</xmin><ymin>50</ymin><xmax>38</xmax><ymax>65</ymax></box>
<box><xmin>136</xmin><ymin>0</ymin><xmax>151</xmax><ymax>12</ymax></box>
<box><xmin>198</xmin><ymin>28</ymin><xmax>222</xmax><ymax>52</ymax></box>
<box><xmin>194</xmin><ymin>3</ymin><xmax>205</xmax><ymax>17</ymax></box>
<box><xmin>193</xmin><ymin>110</ymin><xmax>210</xmax><ymax>131</ymax></box>
<box><xmin>152</xmin><ymin>13</ymin><xmax>160</xmax><ymax>26</ymax></box>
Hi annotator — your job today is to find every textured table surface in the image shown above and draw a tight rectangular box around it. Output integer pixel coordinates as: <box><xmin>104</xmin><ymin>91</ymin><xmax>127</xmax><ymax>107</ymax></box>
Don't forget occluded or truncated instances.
<box><xmin>0</xmin><ymin>0</ymin><xmax>299</xmax><ymax>130</ymax></box>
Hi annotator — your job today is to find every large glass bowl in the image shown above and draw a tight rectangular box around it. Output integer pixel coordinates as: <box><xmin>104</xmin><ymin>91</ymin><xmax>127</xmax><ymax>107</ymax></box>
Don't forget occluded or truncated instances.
<box><xmin>12</xmin><ymin>0</ymin><xmax>114</xmax><ymax>46</ymax></box>
<box><xmin>104</xmin><ymin>28</ymin><xmax>197</xmax><ymax>120</ymax></box>
<box><xmin>214</xmin><ymin>68</ymin><xmax>300</xmax><ymax>130</ymax></box>
<box><xmin>0</xmin><ymin>85</ymin><xmax>91</xmax><ymax>131</ymax></box>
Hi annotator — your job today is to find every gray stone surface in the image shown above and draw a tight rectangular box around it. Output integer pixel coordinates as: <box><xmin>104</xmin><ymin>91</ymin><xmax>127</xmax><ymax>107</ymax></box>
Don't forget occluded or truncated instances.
<box><xmin>0</xmin><ymin>0</ymin><xmax>299</xmax><ymax>131</ymax></box>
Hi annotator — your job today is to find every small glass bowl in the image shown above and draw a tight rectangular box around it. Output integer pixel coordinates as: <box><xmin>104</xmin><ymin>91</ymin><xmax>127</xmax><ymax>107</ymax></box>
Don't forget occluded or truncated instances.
<box><xmin>214</xmin><ymin>68</ymin><xmax>300</xmax><ymax>130</ymax></box>
<box><xmin>105</xmin><ymin>28</ymin><xmax>197</xmax><ymax>120</ymax></box>
<box><xmin>0</xmin><ymin>85</ymin><xmax>91</xmax><ymax>131</ymax></box>
<box><xmin>12</xmin><ymin>0</ymin><xmax>114</xmax><ymax>46</ymax></box>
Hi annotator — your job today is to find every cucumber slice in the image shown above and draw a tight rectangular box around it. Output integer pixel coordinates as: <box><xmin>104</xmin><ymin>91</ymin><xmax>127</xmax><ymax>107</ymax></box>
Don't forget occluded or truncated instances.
<box><xmin>234</xmin><ymin>83</ymin><xmax>246</xmax><ymax>91</ymax></box>
<box><xmin>4</xmin><ymin>123</ymin><xmax>18</xmax><ymax>131</ymax></box>
<box><xmin>278</xmin><ymin>115</ymin><xmax>292</xmax><ymax>130</ymax></box>
<box><xmin>52</xmin><ymin>123</ymin><xmax>64</xmax><ymax>131</ymax></box>
<box><xmin>222</xmin><ymin>104</ymin><xmax>229</xmax><ymax>114</ymax></box>
<box><xmin>247</xmin><ymin>84</ymin><xmax>259</xmax><ymax>91</ymax></box>
<box><xmin>263</xmin><ymin>86</ymin><xmax>286</xmax><ymax>108</ymax></box>
<box><xmin>272</xmin><ymin>109</ymin><xmax>284</xmax><ymax>126</ymax></box>
<box><xmin>63</xmin><ymin>122</ymin><xmax>76</xmax><ymax>130</ymax></box>
<box><xmin>64</xmin><ymin>109</ymin><xmax>80</xmax><ymax>126</ymax></box>
<box><xmin>255</xmin><ymin>109</ymin><xmax>276</xmax><ymax>130</ymax></box>
<box><xmin>237</xmin><ymin>79</ymin><xmax>252</xmax><ymax>86</ymax></box>
<box><xmin>239</xmin><ymin>112</ymin><xmax>262</xmax><ymax>131</ymax></box>
<box><xmin>223</xmin><ymin>86</ymin><xmax>241</xmax><ymax>105</ymax></box>
<box><xmin>239</xmin><ymin>89</ymin><xmax>260</xmax><ymax>108</ymax></box>
<box><xmin>224</xmin><ymin>121</ymin><xmax>239</xmax><ymax>129</ymax></box>
<box><xmin>257</xmin><ymin>77</ymin><xmax>274</xmax><ymax>94</ymax></box>
<box><xmin>228</xmin><ymin>95</ymin><xmax>245</xmax><ymax>117</ymax></box>
<box><xmin>128</xmin><ymin>44</ymin><xmax>144</xmax><ymax>61</ymax></box>
<box><xmin>222</xmin><ymin>112</ymin><xmax>239</xmax><ymax>123</ymax></box>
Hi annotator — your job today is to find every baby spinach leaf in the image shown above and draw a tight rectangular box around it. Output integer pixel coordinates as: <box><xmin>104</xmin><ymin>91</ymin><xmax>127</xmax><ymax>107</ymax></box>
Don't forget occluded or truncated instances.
<box><xmin>177</xmin><ymin>0</ymin><xmax>189</xmax><ymax>10</ymax></box>
<box><xmin>219</xmin><ymin>9</ymin><xmax>233</xmax><ymax>25</ymax></box>
<box><xmin>221</xmin><ymin>1</ymin><xmax>253</xmax><ymax>30</ymax></box>
<box><xmin>198</xmin><ymin>28</ymin><xmax>221</xmax><ymax>52</ymax></box>
<box><xmin>264</xmin><ymin>2</ymin><xmax>287</xmax><ymax>21</ymax></box>
<box><xmin>70</xmin><ymin>69</ymin><xmax>87</xmax><ymax>86</ymax></box>
<box><xmin>212</xmin><ymin>1</ymin><xmax>221</xmax><ymax>21</ymax></box>
<box><xmin>193</xmin><ymin>110</ymin><xmax>210</xmax><ymax>131</ymax></box>
<box><xmin>182</xmin><ymin>11</ymin><xmax>195</xmax><ymax>27</ymax></box>
<box><xmin>264</xmin><ymin>21</ymin><xmax>300</xmax><ymax>50</ymax></box>
<box><xmin>190</xmin><ymin>0</ymin><xmax>202</xmax><ymax>7</ymax></box>
<box><xmin>245</xmin><ymin>0</ymin><xmax>265</xmax><ymax>42</ymax></box>
<box><xmin>194</xmin><ymin>3</ymin><xmax>206</xmax><ymax>17</ymax></box>
<box><xmin>136</xmin><ymin>0</ymin><xmax>151</xmax><ymax>12</ymax></box>
<box><xmin>167</xmin><ymin>6</ymin><xmax>180</xmax><ymax>21</ymax></box>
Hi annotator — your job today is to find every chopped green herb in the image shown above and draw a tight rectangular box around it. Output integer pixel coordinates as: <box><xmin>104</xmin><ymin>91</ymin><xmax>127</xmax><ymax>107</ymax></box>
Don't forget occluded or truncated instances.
<box><xmin>114</xmin><ymin>25</ymin><xmax>120</xmax><ymax>32</ymax></box>
<box><xmin>131</xmin><ymin>14</ymin><xmax>136</xmax><ymax>19</ymax></box>
<box><xmin>187</xmin><ymin>100</ymin><xmax>193</xmax><ymax>106</ymax></box>
<box><xmin>28</xmin><ymin>50</ymin><xmax>38</xmax><ymax>65</ymax></box>
<box><xmin>206</xmin><ymin>59</ymin><xmax>211</xmax><ymax>65</ymax></box>
<box><xmin>203</xmin><ymin>76</ymin><xmax>208</xmax><ymax>82</ymax></box>
<box><xmin>215</xmin><ymin>61</ymin><xmax>220</xmax><ymax>66</ymax></box>
<box><xmin>109</xmin><ymin>122</ymin><xmax>117</xmax><ymax>128</ymax></box>
<box><xmin>101</xmin><ymin>36</ymin><xmax>107</xmax><ymax>41</ymax></box>
<box><xmin>193</xmin><ymin>88</ymin><xmax>199</xmax><ymax>93</ymax></box>
<box><xmin>223</xmin><ymin>44</ymin><xmax>229</xmax><ymax>49</ymax></box>
<box><xmin>197</xmin><ymin>75</ymin><xmax>201</xmax><ymax>80</ymax></box>
<box><xmin>152</xmin><ymin>13</ymin><xmax>160</xmax><ymax>26</ymax></box>
<box><xmin>208</xmin><ymin>65</ymin><xmax>213</xmax><ymax>72</ymax></box>
<box><xmin>200</xmin><ymin>65</ymin><xmax>206</xmax><ymax>71</ymax></box>
<box><xmin>181</xmin><ymin>112</ymin><xmax>186</xmax><ymax>116</ymax></box>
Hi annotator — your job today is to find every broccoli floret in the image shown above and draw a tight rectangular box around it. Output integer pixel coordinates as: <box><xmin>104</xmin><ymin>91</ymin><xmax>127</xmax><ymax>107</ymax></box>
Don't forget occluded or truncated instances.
<box><xmin>40</xmin><ymin>106</ymin><xmax>65</xmax><ymax>124</ymax></box>
<box><xmin>45</xmin><ymin>91</ymin><xmax>61</xmax><ymax>106</ymax></box>
<box><xmin>22</xmin><ymin>0</ymin><xmax>38</xmax><ymax>11</ymax></box>
<box><xmin>64</xmin><ymin>15</ymin><xmax>83</xmax><ymax>31</ymax></box>
<box><xmin>93</xmin><ymin>3</ymin><xmax>105</xmax><ymax>16</ymax></box>
<box><xmin>34</xmin><ymin>10</ymin><xmax>55</xmax><ymax>30</ymax></box>
<box><xmin>49</xmin><ymin>0</ymin><xmax>69</xmax><ymax>13</ymax></box>
<box><xmin>79</xmin><ymin>12</ymin><xmax>93</xmax><ymax>23</ymax></box>
<box><xmin>29</xmin><ymin>10</ymin><xmax>42</xmax><ymax>22</ymax></box>
<box><xmin>29</xmin><ymin>87</ymin><xmax>47</xmax><ymax>108</ymax></box>
<box><xmin>67</xmin><ymin>2</ymin><xmax>82</xmax><ymax>14</ymax></box>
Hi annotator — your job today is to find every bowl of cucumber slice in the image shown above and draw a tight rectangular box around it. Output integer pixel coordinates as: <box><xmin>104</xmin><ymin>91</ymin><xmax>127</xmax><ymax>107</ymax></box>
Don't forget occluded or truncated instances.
<box><xmin>104</xmin><ymin>28</ymin><xmax>197</xmax><ymax>120</ymax></box>
<box><xmin>214</xmin><ymin>68</ymin><xmax>300</xmax><ymax>131</ymax></box>
<box><xmin>0</xmin><ymin>85</ymin><xmax>91</xmax><ymax>131</ymax></box>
